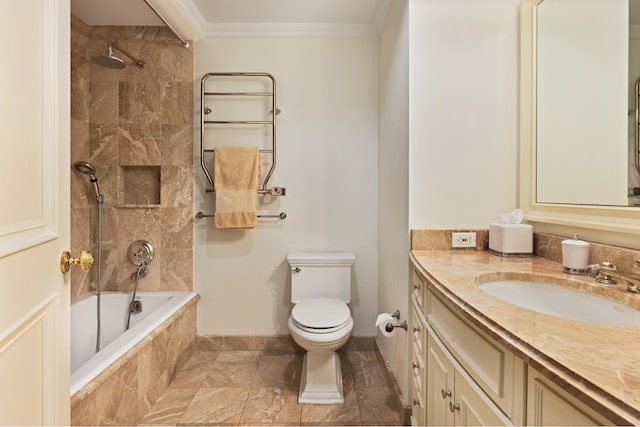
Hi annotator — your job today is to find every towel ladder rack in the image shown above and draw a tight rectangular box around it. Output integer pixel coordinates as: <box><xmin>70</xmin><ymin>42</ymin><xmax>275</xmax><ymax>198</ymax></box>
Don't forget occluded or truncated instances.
<box><xmin>197</xmin><ymin>72</ymin><xmax>287</xmax><ymax>222</ymax></box>
<box><xmin>199</xmin><ymin>72</ymin><xmax>285</xmax><ymax>196</ymax></box>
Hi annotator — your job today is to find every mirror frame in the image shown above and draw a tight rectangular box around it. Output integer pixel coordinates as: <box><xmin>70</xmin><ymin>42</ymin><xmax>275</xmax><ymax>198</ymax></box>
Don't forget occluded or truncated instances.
<box><xmin>520</xmin><ymin>0</ymin><xmax>640</xmax><ymax>235</ymax></box>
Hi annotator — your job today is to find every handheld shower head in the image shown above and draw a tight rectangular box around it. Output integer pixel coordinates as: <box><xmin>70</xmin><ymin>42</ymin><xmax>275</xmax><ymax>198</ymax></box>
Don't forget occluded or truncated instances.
<box><xmin>73</xmin><ymin>161</ymin><xmax>104</xmax><ymax>204</ymax></box>
<box><xmin>74</xmin><ymin>161</ymin><xmax>97</xmax><ymax>179</ymax></box>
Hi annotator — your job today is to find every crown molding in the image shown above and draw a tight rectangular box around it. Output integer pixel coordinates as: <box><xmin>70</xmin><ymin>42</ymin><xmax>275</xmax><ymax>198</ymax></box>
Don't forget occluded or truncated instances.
<box><xmin>201</xmin><ymin>22</ymin><xmax>376</xmax><ymax>38</ymax></box>
<box><xmin>175</xmin><ymin>0</ymin><xmax>377</xmax><ymax>38</ymax></box>
<box><xmin>174</xmin><ymin>0</ymin><xmax>206</xmax><ymax>39</ymax></box>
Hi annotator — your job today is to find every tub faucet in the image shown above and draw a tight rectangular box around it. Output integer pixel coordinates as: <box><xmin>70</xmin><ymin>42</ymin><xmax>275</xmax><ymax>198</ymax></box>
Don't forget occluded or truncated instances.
<box><xmin>585</xmin><ymin>261</ymin><xmax>640</xmax><ymax>294</ymax></box>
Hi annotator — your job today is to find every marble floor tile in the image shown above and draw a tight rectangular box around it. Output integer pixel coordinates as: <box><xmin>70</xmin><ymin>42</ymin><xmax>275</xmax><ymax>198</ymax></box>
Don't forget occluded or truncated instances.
<box><xmin>180</xmin><ymin>351</ymin><xmax>220</xmax><ymax>370</ymax></box>
<box><xmin>252</xmin><ymin>354</ymin><xmax>303</xmax><ymax>391</ymax></box>
<box><xmin>138</xmin><ymin>388</ymin><xmax>198</xmax><ymax>425</ymax></box>
<box><xmin>351</xmin><ymin>360</ymin><xmax>387</xmax><ymax>388</ymax></box>
<box><xmin>356</xmin><ymin>386</ymin><xmax>404</xmax><ymax>425</ymax></box>
<box><xmin>177</xmin><ymin>387</ymin><xmax>249</xmax><ymax>425</ymax></box>
<box><xmin>137</xmin><ymin>350</ymin><xmax>407</xmax><ymax>426</ymax></box>
<box><xmin>201</xmin><ymin>361</ymin><xmax>258</xmax><ymax>388</ymax></box>
<box><xmin>300</xmin><ymin>403</ymin><xmax>362</xmax><ymax>425</ymax></box>
<box><xmin>168</xmin><ymin>365</ymin><xmax>211</xmax><ymax>389</ymax></box>
<box><xmin>239</xmin><ymin>387</ymin><xmax>301</xmax><ymax>425</ymax></box>
<box><xmin>342</xmin><ymin>350</ymin><xmax>378</xmax><ymax>364</ymax></box>
<box><xmin>214</xmin><ymin>350</ymin><xmax>263</xmax><ymax>364</ymax></box>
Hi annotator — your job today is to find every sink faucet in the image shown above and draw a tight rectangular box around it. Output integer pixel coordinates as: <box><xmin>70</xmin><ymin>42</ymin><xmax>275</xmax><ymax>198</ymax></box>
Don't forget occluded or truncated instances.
<box><xmin>585</xmin><ymin>261</ymin><xmax>640</xmax><ymax>294</ymax></box>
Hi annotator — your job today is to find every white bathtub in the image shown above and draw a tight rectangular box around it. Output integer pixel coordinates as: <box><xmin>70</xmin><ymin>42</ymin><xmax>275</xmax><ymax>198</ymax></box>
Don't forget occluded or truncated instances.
<box><xmin>70</xmin><ymin>291</ymin><xmax>197</xmax><ymax>396</ymax></box>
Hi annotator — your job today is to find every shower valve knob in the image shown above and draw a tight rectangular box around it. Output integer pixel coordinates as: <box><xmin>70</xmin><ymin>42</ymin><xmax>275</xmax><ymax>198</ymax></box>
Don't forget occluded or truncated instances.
<box><xmin>60</xmin><ymin>250</ymin><xmax>93</xmax><ymax>273</ymax></box>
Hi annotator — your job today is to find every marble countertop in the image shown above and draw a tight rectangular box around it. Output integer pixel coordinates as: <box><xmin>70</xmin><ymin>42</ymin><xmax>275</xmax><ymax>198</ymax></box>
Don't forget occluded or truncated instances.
<box><xmin>410</xmin><ymin>250</ymin><xmax>640</xmax><ymax>425</ymax></box>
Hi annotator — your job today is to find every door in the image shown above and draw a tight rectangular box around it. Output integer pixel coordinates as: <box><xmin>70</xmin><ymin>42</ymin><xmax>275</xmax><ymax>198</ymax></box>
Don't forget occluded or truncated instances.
<box><xmin>426</xmin><ymin>327</ymin><xmax>454</xmax><ymax>426</ymax></box>
<box><xmin>455</xmin><ymin>367</ymin><xmax>510</xmax><ymax>426</ymax></box>
<box><xmin>527</xmin><ymin>368</ymin><xmax>610</xmax><ymax>426</ymax></box>
<box><xmin>0</xmin><ymin>0</ymin><xmax>71</xmax><ymax>425</ymax></box>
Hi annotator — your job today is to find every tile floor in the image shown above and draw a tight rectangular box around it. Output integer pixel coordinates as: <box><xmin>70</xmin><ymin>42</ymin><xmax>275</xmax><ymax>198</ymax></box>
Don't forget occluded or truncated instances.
<box><xmin>138</xmin><ymin>349</ymin><xmax>407</xmax><ymax>426</ymax></box>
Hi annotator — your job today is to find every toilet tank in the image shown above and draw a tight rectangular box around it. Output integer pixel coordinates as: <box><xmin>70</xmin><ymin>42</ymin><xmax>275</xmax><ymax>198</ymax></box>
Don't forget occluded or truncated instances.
<box><xmin>288</xmin><ymin>252</ymin><xmax>355</xmax><ymax>304</ymax></box>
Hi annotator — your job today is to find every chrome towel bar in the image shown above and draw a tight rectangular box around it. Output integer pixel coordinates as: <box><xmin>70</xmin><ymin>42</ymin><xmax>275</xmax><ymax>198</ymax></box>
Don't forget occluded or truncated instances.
<box><xmin>195</xmin><ymin>212</ymin><xmax>287</xmax><ymax>220</ymax></box>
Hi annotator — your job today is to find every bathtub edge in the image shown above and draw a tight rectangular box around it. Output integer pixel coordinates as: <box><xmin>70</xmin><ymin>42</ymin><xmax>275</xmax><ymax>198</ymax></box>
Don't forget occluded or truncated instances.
<box><xmin>70</xmin><ymin>292</ymin><xmax>199</xmax><ymax>409</ymax></box>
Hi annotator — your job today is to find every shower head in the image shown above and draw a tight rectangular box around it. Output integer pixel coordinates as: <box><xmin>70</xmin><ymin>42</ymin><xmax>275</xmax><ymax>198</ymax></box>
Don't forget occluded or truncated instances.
<box><xmin>73</xmin><ymin>161</ymin><xmax>104</xmax><ymax>204</ymax></box>
<box><xmin>93</xmin><ymin>42</ymin><xmax>145</xmax><ymax>70</ymax></box>
<box><xmin>93</xmin><ymin>45</ymin><xmax>125</xmax><ymax>69</ymax></box>
<box><xmin>74</xmin><ymin>161</ymin><xmax>97</xmax><ymax>179</ymax></box>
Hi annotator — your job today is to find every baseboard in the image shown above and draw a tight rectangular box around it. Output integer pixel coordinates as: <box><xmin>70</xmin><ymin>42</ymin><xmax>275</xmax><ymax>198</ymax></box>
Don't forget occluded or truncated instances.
<box><xmin>374</xmin><ymin>337</ymin><xmax>412</xmax><ymax>425</ymax></box>
<box><xmin>196</xmin><ymin>334</ymin><xmax>375</xmax><ymax>352</ymax></box>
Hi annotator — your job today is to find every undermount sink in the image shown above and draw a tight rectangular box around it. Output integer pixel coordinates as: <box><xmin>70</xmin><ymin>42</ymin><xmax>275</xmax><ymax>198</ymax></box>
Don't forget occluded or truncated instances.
<box><xmin>478</xmin><ymin>276</ymin><xmax>640</xmax><ymax>327</ymax></box>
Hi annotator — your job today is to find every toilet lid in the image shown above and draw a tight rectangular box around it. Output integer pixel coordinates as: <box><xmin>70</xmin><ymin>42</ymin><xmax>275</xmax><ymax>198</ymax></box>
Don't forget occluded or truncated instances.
<box><xmin>291</xmin><ymin>298</ymin><xmax>351</xmax><ymax>330</ymax></box>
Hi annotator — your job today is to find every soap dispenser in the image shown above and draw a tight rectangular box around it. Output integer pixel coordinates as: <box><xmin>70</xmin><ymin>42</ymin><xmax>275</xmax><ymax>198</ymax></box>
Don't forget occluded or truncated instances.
<box><xmin>561</xmin><ymin>234</ymin><xmax>590</xmax><ymax>274</ymax></box>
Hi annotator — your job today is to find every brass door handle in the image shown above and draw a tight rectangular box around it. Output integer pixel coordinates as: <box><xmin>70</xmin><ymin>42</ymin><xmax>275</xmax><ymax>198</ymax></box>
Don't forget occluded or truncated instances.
<box><xmin>60</xmin><ymin>250</ymin><xmax>93</xmax><ymax>273</ymax></box>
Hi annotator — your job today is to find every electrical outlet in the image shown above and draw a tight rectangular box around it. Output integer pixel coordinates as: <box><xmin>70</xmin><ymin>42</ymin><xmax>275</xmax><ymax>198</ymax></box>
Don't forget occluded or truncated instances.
<box><xmin>452</xmin><ymin>232</ymin><xmax>476</xmax><ymax>248</ymax></box>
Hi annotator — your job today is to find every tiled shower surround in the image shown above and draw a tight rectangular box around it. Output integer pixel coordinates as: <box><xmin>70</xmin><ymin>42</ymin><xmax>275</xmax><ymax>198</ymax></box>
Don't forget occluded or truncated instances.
<box><xmin>70</xmin><ymin>15</ymin><xmax>196</xmax><ymax>425</ymax></box>
<box><xmin>70</xmin><ymin>15</ymin><xmax>194</xmax><ymax>296</ymax></box>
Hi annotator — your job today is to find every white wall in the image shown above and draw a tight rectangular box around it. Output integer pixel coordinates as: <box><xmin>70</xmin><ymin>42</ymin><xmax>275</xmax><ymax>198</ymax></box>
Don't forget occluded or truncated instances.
<box><xmin>194</xmin><ymin>36</ymin><xmax>379</xmax><ymax>336</ymax></box>
<box><xmin>377</xmin><ymin>0</ymin><xmax>410</xmax><ymax>404</ymax></box>
<box><xmin>408</xmin><ymin>0</ymin><xmax>520</xmax><ymax>229</ymax></box>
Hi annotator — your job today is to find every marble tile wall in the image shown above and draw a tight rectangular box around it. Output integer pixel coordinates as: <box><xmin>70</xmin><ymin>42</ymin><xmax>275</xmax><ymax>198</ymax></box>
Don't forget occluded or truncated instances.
<box><xmin>535</xmin><ymin>232</ymin><xmax>640</xmax><ymax>273</ymax></box>
<box><xmin>411</xmin><ymin>229</ymin><xmax>640</xmax><ymax>274</ymax></box>
<box><xmin>411</xmin><ymin>229</ymin><xmax>489</xmax><ymax>250</ymax></box>
<box><xmin>70</xmin><ymin>15</ymin><xmax>194</xmax><ymax>297</ymax></box>
<box><xmin>71</xmin><ymin>298</ymin><xmax>198</xmax><ymax>425</ymax></box>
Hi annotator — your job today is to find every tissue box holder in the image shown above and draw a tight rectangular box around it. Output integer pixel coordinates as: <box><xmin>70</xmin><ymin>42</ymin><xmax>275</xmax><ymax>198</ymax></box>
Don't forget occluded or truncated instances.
<box><xmin>489</xmin><ymin>223</ymin><xmax>533</xmax><ymax>257</ymax></box>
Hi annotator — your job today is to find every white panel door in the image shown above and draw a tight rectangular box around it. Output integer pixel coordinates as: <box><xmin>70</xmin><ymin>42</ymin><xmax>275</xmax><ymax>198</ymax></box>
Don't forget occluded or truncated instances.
<box><xmin>0</xmin><ymin>0</ymin><xmax>70</xmax><ymax>425</ymax></box>
<box><xmin>426</xmin><ymin>327</ymin><xmax>454</xmax><ymax>426</ymax></box>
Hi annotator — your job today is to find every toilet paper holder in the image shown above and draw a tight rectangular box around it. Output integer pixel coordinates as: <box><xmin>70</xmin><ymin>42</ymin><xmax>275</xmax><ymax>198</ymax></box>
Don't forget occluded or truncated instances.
<box><xmin>385</xmin><ymin>310</ymin><xmax>408</xmax><ymax>332</ymax></box>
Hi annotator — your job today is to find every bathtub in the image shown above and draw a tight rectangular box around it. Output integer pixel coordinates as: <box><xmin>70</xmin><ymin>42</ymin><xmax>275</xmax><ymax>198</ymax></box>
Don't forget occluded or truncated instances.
<box><xmin>70</xmin><ymin>291</ymin><xmax>197</xmax><ymax>396</ymax></box>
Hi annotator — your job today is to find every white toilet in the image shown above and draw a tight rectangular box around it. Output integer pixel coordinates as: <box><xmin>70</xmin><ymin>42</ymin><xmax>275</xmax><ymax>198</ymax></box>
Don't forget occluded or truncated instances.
<box><xmin>287</xmin><ymin>252</ymin><xmax>355</xmax><ymax>404</ymax></box>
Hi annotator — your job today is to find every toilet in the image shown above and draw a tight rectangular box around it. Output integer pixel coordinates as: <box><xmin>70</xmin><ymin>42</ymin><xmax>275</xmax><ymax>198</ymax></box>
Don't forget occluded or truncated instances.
<box><xmin>287</xmin><ymin>252</ymin><xmax>355</xmax><ymax>404</ymax></box>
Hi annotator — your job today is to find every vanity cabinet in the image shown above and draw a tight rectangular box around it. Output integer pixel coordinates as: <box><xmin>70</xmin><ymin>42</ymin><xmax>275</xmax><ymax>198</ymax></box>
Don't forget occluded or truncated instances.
<box><xmin>409</xmin><ymin>264</ymin><xmax>525</xmax><ymax>426</ymax></box>
<box><xmin>409</xmin><ymin>256</ymin><xmax>624</xmax><ymax>426</ymax></box>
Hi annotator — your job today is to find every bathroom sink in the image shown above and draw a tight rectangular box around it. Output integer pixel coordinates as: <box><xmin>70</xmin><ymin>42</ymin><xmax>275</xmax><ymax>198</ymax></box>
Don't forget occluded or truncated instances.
<box><xmin>478</xmin><ymin>277</ymin><xmax>640</xmax><ymax>327</ymax></box>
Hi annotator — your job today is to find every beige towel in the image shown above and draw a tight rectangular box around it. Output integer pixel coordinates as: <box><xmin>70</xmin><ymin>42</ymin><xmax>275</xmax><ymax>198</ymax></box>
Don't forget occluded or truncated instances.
<box><xmin>214</xmin><ymin>146</ymin><xmax>260</xmax><ymax>229</ymax></box>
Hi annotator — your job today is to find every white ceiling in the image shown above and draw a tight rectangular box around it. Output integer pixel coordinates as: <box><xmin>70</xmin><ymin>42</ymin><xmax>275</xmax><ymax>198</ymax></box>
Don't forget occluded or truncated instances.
<box><xmin>70</xmin><ymin>0</ymin><xmax>388</xmax><ymax>28</ymax></box>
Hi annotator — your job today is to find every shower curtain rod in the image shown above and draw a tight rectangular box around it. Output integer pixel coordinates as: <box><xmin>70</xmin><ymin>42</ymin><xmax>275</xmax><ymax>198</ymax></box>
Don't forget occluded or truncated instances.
<box><xmin>143</xmin><ymin>0</ymin><xmax>190</xmax><ymax>48</ymax></box>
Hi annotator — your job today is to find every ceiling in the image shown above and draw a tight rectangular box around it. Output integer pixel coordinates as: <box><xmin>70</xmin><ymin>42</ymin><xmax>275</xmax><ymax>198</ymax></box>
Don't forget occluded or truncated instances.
<box><xmin>70</xmin><ymin>0</ymin><xmax>390</xmax><ymax>34</ymax></box>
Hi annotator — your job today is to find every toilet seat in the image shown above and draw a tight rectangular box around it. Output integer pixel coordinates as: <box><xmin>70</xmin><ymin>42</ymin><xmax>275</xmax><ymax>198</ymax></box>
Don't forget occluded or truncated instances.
<box><xmin>291</xmin><ymin>298</ymin><xmax>351</xmax><ymax>334</ymax></box>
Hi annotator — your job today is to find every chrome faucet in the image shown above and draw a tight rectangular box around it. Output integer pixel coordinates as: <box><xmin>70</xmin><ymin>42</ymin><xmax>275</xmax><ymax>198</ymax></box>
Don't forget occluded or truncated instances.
<box><xmin>585</xmin><ymin>261</ymin><xmax>640</xmax><ymax>294</ymax></box>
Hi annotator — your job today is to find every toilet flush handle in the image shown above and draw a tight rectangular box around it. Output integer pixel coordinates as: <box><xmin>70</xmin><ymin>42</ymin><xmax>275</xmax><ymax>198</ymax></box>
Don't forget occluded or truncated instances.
<box><xmin>293</xmin><ymin>267</ymin><xmax>301</xmax><ymax>273</ymax></box>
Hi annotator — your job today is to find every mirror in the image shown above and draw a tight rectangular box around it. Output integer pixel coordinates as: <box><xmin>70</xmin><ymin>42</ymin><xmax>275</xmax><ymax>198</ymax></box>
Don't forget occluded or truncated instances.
<box><xmin>536</xmin><ymin>0</ymin><xmax>628</xmax><ymax>206</ymax></box>
<box><xmin>520</xmin><ymin>0</ymin><xmax>640</xmax><ymax>234</ymax></box>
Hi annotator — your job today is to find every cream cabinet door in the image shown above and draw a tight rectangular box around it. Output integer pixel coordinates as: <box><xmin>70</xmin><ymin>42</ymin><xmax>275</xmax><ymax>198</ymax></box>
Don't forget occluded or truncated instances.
<box><xmin>527</xmin><ymin>368</ymin><xmax>613</xmax><ymax>426</ymax></box>
<box><xmin>0</xmin><ymin>0</ymin><xmax>70</xmax><ymax>425</ymax></box>
<box><xmin>427</xmin><ymin>325</ymin><xmax>511</xmax><ymax>427</ymax></box>
<box><xmin>454</xmin><ymin>363</ymin><xmax>510</xmax><ymax>426</ymax></box>
<box><xmin>426</xmin><ymin>326</ymin><xmax>455</xmax><ymax>426</ymax></box>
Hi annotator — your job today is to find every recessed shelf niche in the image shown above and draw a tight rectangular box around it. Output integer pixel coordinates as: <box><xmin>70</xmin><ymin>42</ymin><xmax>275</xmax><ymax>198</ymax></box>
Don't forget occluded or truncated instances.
<box><xmin>120</xmin><ymin>166</ymin><xmax>161</xmax><ymax>207</ymax></box>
